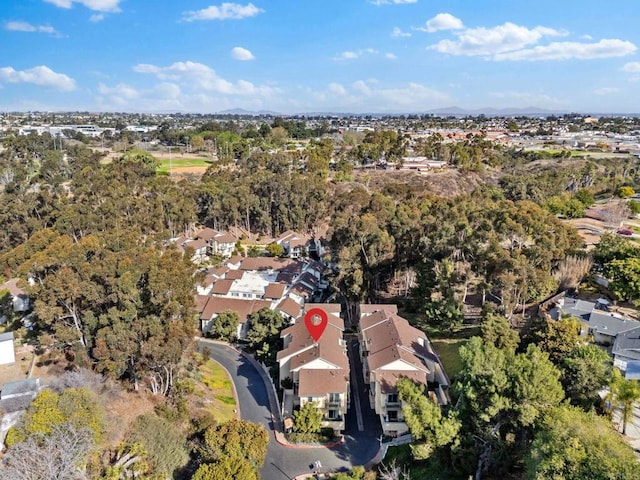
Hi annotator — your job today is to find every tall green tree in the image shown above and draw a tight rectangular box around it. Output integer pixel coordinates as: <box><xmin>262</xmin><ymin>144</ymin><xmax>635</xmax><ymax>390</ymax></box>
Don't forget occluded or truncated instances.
<box><xmin>480</xmin><ymin>311</ymin><xmax>519</xmax><ymax>352</ymax></box>
<box><xmin>293</xmin><ymin>401</ymin><xmax>323</xmax><ymax>434</ymax></box>
<box><xmin>208</xmin><ymin>311</ymin><xmax>239</xmax><ymax>342</ymax></box>
<box><xmin>527</xmin><ymin>405</ymin><xmax>640</xmax><ymax>480</ymax></box>
<box><xmin>609</xmin><ymin>368</ymin><xmax>640</xmax><ymax>435</ymax></box>
<box><xmin>561</xmin><ymin>344</ymin><xmax>611</xmax><ymax>409</ymax></box>
<box><xmin>397</xmin><ymin>378</ymin><xmax>460</xmax><ymax>460</ymax></box>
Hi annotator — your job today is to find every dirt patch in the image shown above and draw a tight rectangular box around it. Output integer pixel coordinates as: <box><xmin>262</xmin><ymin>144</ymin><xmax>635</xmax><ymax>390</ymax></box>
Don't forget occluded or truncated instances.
<box><xmin>564</xmin><ymin>217</ymin><xmax>607</xmax><ymax>248</ymax></box>
<box><xmin>354</xmin><ymin>168</ymin><xmax>497</xmax><ymax>198</ymax></box>
<box><xmin>102</xmin><ymin>389</ymin><xmax>157</xmax><ymax>445</ymax></box>
<box><xmin>166</xmin><ymin>166</ymin><xmax>208</xmax><ymax>178</ymax></box>
<box><xmin>0</xmin><ymin>344</ymin><xmax>35</xmax><ymax>386</ymax></box>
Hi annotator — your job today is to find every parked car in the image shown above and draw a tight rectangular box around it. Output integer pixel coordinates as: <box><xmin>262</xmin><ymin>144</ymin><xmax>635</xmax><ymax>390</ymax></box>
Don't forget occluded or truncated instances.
<box><xmin>616</xmin><ymin>228</ymin><xmax>633</xmax><ymax>236</ymax></box>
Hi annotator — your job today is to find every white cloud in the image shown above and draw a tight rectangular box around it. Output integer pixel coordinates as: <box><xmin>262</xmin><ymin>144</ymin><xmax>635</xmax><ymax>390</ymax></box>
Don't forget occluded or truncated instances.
<box><xmin>182</xmin><ymin>2</ymin><xmax>263</xmax><ymax>21</ymax></box>
<box><xmin>429</xmin><ymin>22</ymin><xmax>565</xmax><ymax>56</ymax></box>
<box><xmin>488</xmin><ymin>90</ymin><xmax>567</xmax><ymax>106</ymax></box>
<box><xmin>494</xmin><ymin>39</ymin><xmax>636</xmax><ymax>61</ymax></box>
<box><xmin>385</xmin><ymin>53</ymin><xmax>397</xmax><ymax>59</ymax></box>
<box><xmin>333</xmin><ymin>51</ymin><xmax>360</xmax><ymax>61</ymax></box>
<box><xmin>5</xmin><ymin>21</ymin><xmax>57</xmax><ymax>34</ymax></box>
<box><xmin>423</xmin><ymin>13</ymin><xmax>463</xmax><ymax>33</ymax></box>
<box><xmin>622</xmin><ymin>62</ymin><xmax>640</xmax><ymax>81</ymax></box>
<box><xmin>328</xmin><ymin>82</ymin><xmax>347</xmax><ymax>96</ymax></box>
<box><xmin>332</xmin><ymin>48</ymin><xmax>380</xmax><ymax>61</ymax></box>
<box><xmin>352</xmin><ymin>80</ymin><xmax>372</xmax><ymax>95</ymax></box>
<box><xmin>96</xmin><ymin>78</ymin><xmax>279</xmax><ymax>113</ymax></box>
<box><xmin>97</xmin><ymin>82</ymin><xmax>184</xmax><ymax>109</ymax></box>
<box><xmin>622</xmin><ymin>62</ymin><xmax>640</xmax><ymax>73</ymax></box>
<box><xmin>0</xmin><ymin>65</ymin><xmax>76</xmax><ymax>91</ymax></box>
<box><xmin>391</xmin><ymin>27</ymin><xmax>411</xmax><ymax>38</ymax></box>
<box><xmin>43</xmin><ymin>0</ymin><xmax>121</xmax><ymax>13</ymax></box>
<box><xmin>594</xmin><ymin>87</ymin><xmax>620</xmax><ymax>95</ymax></box>
<box><xmin>231</xmin><ymin>46</ymin><xmax>255</xmax><ymax>61</ymax></box>
<box><xmin>309</xmin><ymin>79</ymin><xmax>450</xmax><ymax>112</ymax></box>
<box><xmin>132</xmin><ymin>60</ymin><xmax>278</xmax><ymax>96</ymax></box>
<box><xmin>370</xmin><ymin>0</ymin><xmax>417</xmax><ymax>5</ymax></box>
<box><xmin>89</xmin><ymin>13</ymin><xmax>105</xmax><ymax>22</ymax></box>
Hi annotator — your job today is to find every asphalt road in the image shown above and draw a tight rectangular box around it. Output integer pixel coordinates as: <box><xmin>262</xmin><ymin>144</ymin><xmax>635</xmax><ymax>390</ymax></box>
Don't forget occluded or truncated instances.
<box><xmin>199</xmin><ymin>340</ymin><xmax>381</xmax><ymax>480</ymax></box>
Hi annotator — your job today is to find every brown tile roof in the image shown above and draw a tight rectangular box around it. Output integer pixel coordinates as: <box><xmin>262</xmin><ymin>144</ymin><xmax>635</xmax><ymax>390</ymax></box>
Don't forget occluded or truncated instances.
<box><xmin>360</xmin><ymin>304</ymin><xmax>398</xmax><ymax>316</ymax></box>
<box><xmin>279</xmin><ymin>261</ymin><xmax>304</xmax><ymax>275</ymax></box>
<box><xmin>290</xmin><ymin>283</ymin><xmax>313</xmax><ymax>297</ymax></box>
<box><xmin>304</xmin><ymin>303</ymin><xmax>342</xmax><ymax>316</ymax></box>
<box><xmin>213</xmin><ymin>231</ymin><xmax>236</xmax><ymax>244</ymax></box>
<box><xmin>207</xmin><ymin>266</ymin><xmax>229</xmax><ymax>278</ymax></box>
<box><xmin>362</xmin><ymin>311</ymin><xmax>437</xmax><ymax>373</ymax></box>
<box><xmin>275</xmin><ymin>271</ymin><xmax>297</xmax><ymax>284</ymax></box>
<box><xmin>200</xmin><ymin>297</ymin><xmax>271</xmax><ymax>323</ymax></box>
<box><xmin>195</xmin><ymin>295</ymin><xmax>210</xmax><ymax>314</ymax></box>
<box><xmin>278</xmin><ymin>230</ymin><xmax>310</xmax><ymax>248</ymax></box>
<box><xmin>225</xmin><ymin>270</ymin><xmax>244</xmax><ymax>280</ymax></box>
<box><xmin>375</xmin><ymin>371</ymin><xmax>428</xmax><ymax>394</ymax></box>
<box><xmin>278</xmin><ymin>319</ymin><xmax>348</xmax><ymax>371</ymax></box>
<box><xmin>276</xmin><ymin>297</ymin><xmax>302</xmax><ymax>318</ymax></box>
<box><xmin>202</xmin><ymin>275</ymin><xmax>216</xmax><ymax>288</ymax></box>
<box><xmin>264</xmin><ymin>283</ymin><xmax>287</xmax><ymax>300</ymax></box>
<box><xmin>226</xmin><ymin>255</ymin><xmax>244</xmax><ymax>266</ymax></box>
<box><xmin>298</xmin><ymin>369</ymin><xmax>349</xmax><ymax>397</ymax></box>
<box><xmin>360</xmin><ymin>310</ymin><xmax>389</xmax><ymax>331</ymax></box>
<box><xmin>367</xmin><ymin>345</ymin><xmax>430</xmax><ymax>373</ymax></box>
<box><xmin>186</xmin><ymin>238</ymin><xmax>207</xmax><ymax>250</ymax></box>
<box><xmin>211</xmin><ymin>279</ymin><xmax>234</xmax><ymax>295</ymax></box>
<box><xmin>196</xmin><ymin>227</ymin><xmax>218</xmax><ymax>241</ymax></box>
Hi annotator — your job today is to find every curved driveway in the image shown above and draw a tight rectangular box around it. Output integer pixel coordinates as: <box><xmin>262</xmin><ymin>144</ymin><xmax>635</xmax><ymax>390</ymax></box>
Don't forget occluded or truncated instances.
<box><xmin>198</xmin><ymin>340</ymin><xmax>381</xmax><ymax>480</ymax></box>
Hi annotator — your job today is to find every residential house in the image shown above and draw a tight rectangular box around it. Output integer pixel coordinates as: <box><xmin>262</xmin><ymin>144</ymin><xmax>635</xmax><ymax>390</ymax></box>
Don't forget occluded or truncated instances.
<box><xmin>0</xmin><ymin>378</ymin><xmax>40</xmax><ymax>447</ymax></box>
<box><xmin>612</xmin><ymin>326</ymin><xmax>640</xmax><ymax>375</ymax></box>
<box><xmin>549</xmin><ymin>296</ymin><xmax>640</xmax><ymax>346</ymax></box>
<box><xmin>359</xmin><ymin>307</ymin><xmax>449</xmax><ymax>437</ymax></box>
<box><xmin>199</xmin><ymin>297</ymin><xmax>271</xmax><ymax>339</ymax></box>
<box><xmin>277</xmin><ymin>230</ymin><xmax>321</xmax><ymax>259</ymax></box>
<box><xmin>275</xmin><ymin>297</ymin><xmax>303</xmax><ymax>323</ymax></box>
<box><xmin>277</xmin><ymin>305</ymin><xmax>349</xmax><ymax>433</ymax></box>
<box><xmin>0</xmin><ymin>279</ymin><xmax>30</xmax><ymax>314</ymax></box>
<box><xmin>0</xmin><ymin>331</ymin><xmax>15</xmax><ymax>365</ymax></box>
<box><xmin>175</xmin><ymin>236</ymin><xmax>208</xmax><ymax>264</ymax></box>
<box><xmin>196</xmin><ymin>228</ymin><xmax>237</xmax><ymax>258</ymax></box>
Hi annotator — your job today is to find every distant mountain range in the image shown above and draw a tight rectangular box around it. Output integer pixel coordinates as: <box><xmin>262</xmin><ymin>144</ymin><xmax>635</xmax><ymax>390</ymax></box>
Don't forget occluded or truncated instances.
<box><xmin>217</xmin><ymin>108</ymin><xmax>284</xmax><ymax>116</ymax></box>
<box><xmin>425</xmin><ymin>106</ymin><xmax>565</xmax><ymax>116</ymax></box>
<box><xmin>216</xmin><ymin>106</ymin><xmax>613</xmax><ymax>117</ymax></box>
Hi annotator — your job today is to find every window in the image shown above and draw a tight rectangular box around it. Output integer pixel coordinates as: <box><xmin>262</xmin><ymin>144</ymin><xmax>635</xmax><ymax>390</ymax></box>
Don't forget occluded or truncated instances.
<box><xmin>328</xmin><ymin>393</ymin><xmax>340</xmax><ymax>404</ymax></box>
<box><xmin>231</xmin><ymin>292</ymin><xmax>239</xmax><ymax>297</ymax></box>
<box><xmin>387</xmin><ymin>393</ymin><xmax>399</xmax><ymax>404</ymax></box>
<box><xmin>387</xmin><ymin>410</ymin><xmax>398</xmax><ymax>422</ymax></box>
<box><xmin>307</xmin><ymin>397</ymin><xmax>313</xmax><ymax>403</ymax></box>
<box><xmin>328</xmin><ymin>409</ymin><xmax>339</xmax><ymax>420</ymax></box>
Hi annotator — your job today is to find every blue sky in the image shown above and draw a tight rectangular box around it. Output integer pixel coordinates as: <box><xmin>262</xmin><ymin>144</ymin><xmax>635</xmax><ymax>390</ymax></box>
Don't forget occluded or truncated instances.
<box><xmin>2</xmin><ymin>0</ymin><xmax>640</xmax><ymax>113</ymax></box>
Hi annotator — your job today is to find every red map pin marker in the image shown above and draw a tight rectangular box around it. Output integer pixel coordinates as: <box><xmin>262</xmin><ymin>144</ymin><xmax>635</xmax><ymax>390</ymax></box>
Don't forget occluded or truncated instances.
<box><xmin>304</xmin><ymin>308</ymin><xmax>328</xmax><ymax>343</ymax></box>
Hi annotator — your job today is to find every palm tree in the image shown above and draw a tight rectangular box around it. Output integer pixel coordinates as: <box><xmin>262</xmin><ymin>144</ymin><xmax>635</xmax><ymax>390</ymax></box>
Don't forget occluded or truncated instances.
<box><xmin>610</xmin><ymin>368</ymin><xmax>640</xmax><ymax>434</ymax></box>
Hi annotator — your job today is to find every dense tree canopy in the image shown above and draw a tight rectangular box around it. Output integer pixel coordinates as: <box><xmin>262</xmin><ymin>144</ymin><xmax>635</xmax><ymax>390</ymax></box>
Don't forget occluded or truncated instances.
<box><xmin>527</xmin><ymin>405</ymin><xmax>640</xmax><ymax>480</ymax></box>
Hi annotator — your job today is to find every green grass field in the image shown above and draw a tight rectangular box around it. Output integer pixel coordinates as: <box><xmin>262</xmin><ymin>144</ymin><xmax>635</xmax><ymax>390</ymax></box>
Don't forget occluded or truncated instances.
<box><xmin>431</xmin><ymin>338</ymin><xmax>467</xmax><ymax>379</ymax></box>
<box><xmin>198</xmin><ymin>358</ymin><xmax>237</xmax><ymax>422</ymax></box>
<box><xmin>156</xmin><ymin>157</ymin><xmax>210</xmax><ymax>173</ymax></box>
